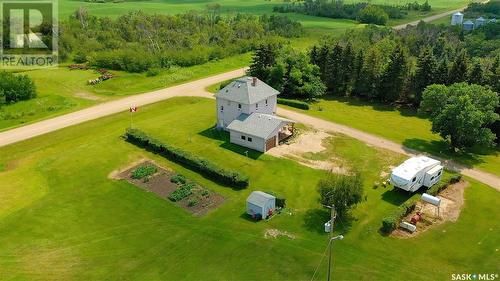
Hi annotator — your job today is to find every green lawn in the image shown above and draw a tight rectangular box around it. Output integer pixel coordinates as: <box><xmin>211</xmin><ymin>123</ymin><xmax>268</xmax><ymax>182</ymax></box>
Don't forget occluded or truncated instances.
<box><xmin>0</xmin><ymin>53</ymin><xmax>250</xmax><ymax>132</ymax></box>
<box><xmin>280</xmin><ymin>98</ymin><xmax>500</xmax><ymax>176</ymax></box>
<box><xmin>0</xmin><ymin>97</ymin><xmax>498</xmax><ymax>280</ymax></box>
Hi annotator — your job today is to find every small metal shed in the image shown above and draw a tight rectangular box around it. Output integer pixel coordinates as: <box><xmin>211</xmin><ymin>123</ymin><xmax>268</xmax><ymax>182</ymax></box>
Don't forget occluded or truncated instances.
<box><xmin>246</xmin><ymin>191</ymin><xmax>276</xmax><ymax>219</ymax></box>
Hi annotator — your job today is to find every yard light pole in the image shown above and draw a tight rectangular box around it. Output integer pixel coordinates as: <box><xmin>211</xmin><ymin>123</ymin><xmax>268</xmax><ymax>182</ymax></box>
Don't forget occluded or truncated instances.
<box><xmin>324</xmin><ymin>204</ymin><xmax>338</xmax><ymax>281</ymax></box>
<box><xmin>327</xmin><ymin>235</ymin><xmax>343</xmax><ymax>281</ymax></box>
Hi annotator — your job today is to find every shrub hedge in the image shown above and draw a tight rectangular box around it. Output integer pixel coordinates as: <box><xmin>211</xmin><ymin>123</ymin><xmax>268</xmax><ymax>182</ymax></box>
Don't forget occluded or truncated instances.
<box><xmin>380</xmin><ymin>173</ymin><xmax>461</xmax><ymax>234</ymax></box>
<box><xmin>125</xmin><ymin>128</ymin><xmax>249</xmax><ymax>189</ymax></box>
<box><xmin>277</xmin><ymin>98</ymin><xmax>310</xmax><ymax>110</ymax></box>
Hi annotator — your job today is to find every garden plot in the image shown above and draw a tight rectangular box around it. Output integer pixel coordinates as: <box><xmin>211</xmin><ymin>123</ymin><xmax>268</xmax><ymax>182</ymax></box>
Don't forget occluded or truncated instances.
<box><xmin>392</xmin><ymin>180</ymin><xmax>469</xmax><ymax>238</ymax></box>
<box><xmin>112</xmin><ymin>160</ymin><xmax>224</xmax><ymax>216</ymax></box>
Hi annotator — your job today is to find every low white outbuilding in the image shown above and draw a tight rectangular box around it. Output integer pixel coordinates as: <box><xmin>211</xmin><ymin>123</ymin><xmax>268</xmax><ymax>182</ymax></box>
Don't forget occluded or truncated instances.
<box><xmin>246</xmin><ymin>191</ymin><xmax>276</xmax><ymax>219</ymax></box>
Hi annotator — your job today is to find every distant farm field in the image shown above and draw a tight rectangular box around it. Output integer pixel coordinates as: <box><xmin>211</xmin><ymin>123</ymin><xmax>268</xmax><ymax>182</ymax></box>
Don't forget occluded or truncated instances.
<box><xmin>0</xmin><ymin>97</ymin><xmax>498</xmax><ymax>280</ymax></box>
<box><xmin>55</xmin><ymin>0</ymin><xmax>474</xmax><ymax>28</ymax></box>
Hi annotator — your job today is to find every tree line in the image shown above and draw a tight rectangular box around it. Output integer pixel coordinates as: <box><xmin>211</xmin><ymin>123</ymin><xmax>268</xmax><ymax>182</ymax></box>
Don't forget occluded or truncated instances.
<box><xmin>274</xmin><ymin>0</ymin><xmax>431</xmax><ymax>25</ymax></box>
<box><xmin>59</xmin><ymin>8</ymin><xmax>303</xmax><ymax>73</ymax></box>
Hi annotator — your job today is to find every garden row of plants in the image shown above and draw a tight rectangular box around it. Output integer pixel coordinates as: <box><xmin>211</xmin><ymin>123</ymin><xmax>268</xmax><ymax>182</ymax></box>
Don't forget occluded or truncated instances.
<box><xmin>124</xmin><ymin>128</ymin><xmax>249</xmax><ymax>189</ymax></box>
<box><xmin>381</xmin><ymin>174</ymin><xmax>462</xmax><ymax>234</ymax></box>
<box><xmin>277</xmin><ymin>98</ymin><xmax>310</xmax><ymax>110</ymax></box>
<box><xmin>169</xmin><ymin>174</ymin><xmax>210</xmax><ymax>207</ymax></box>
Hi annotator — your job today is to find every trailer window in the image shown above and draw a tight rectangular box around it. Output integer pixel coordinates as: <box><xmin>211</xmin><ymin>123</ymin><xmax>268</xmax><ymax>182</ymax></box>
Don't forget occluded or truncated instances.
<box><xmin>438</xmin><ymin>171</ymin><xmax>441</xmax><ymax>176</ymax></box>
<box><xmin>248</xmin><ymin>137</ymin><xmax>253</xmax><ymax>142</ymax></box>
<box><xmin>241</xmin><ymin>135</ymin><xmax>246</xmax><ymax>140</ymax></box>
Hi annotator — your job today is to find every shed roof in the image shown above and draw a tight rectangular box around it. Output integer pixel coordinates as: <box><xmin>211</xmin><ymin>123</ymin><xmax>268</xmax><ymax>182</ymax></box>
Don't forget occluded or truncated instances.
<box><xmin>247</xmin><ymin>191</ymin><xmax>275</xmax><ymax>208</ymax></box>
<box><xmin>226</xmin><ymin>113</ymin><xmax>294</xmax><ymax>139</ymax></box>
<box><xmin>464</xmin><ymin>20</ymin><xmax>474</xmax><ymax>25</ymax></box>
<box><xmin>215</xmin><ymin>77</ymin><xmax>280</xmax><ymax>105</ymax></box>
<box><xmin>453</xmin><ymin>12</ymin><xmax>463</xmax><ymax>16</ymax></box>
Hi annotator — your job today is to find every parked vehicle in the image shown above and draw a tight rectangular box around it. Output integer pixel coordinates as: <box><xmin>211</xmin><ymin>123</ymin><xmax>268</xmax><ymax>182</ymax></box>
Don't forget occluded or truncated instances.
<box><xmin>390</xmin><ymin>156</ymin><xmax>443</xmax><ymax>192</ymax></box>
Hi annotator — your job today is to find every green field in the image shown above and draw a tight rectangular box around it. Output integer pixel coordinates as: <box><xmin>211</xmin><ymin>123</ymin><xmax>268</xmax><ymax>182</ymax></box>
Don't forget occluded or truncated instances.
<box><xmin>281</xmin><ymin>98</ymin><xmax>500</xmax><ymax>176</ymax></box>
<box><xmin>56</xmin><ymin>0</ymin><xmax>473</xmax><ymax>27</ymax></box>
<box><xmin>0</xmin><ymin>97</ymin><xmax>498</xmax><ymax>280</ymax></box>
<box><xmin>0</xmin><ymin>53</ymin><xmax>250</xmax><ymax>132</ymax></box>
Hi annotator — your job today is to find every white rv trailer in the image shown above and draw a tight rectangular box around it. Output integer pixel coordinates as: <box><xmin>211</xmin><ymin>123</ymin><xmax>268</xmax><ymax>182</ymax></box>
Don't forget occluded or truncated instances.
<box><xmin>390</xmin><ymin>156</ymin><xmax>443</xmax><ymax>192</ymax></box>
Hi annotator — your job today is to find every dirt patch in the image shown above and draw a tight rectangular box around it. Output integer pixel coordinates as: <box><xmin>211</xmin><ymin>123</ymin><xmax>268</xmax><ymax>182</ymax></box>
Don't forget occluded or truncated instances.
<box><xmin>392</xmin><ymin>180</ymin><xmax>469</xmax><ymax>238</ymax></box>
<box><xmin>74</xmin><ymin>92</ymin><xmax>103</xmax><ymax>101</ymax></box>
<box><xmin>268</xmin><ymin>130</ymin><xmax>348</xmax><ymax>173</ymax></box>
<box><xmin>264</xmin><ymin>229</ymin><xmax>296</xmax><ymax>240</ymax></box>
<box><xmin>113</xmin><ymin>160</ymin><xmax>224</xmax><ymax>216</ymax></box>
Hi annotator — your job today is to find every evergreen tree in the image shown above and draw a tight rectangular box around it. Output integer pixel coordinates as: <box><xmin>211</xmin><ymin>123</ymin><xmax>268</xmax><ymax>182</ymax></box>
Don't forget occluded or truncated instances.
<box><xmin>352</xmin><ymin>49</ymin><xmax>365</xmax><ymax>97</ymax></box>
<box><xmin>468</xmin><ymin>61</ymin><xmax>484</xmax><ymax>85</ymax></box>
<box><xmin>325</xmin><ymin>44</ymin><xmax>343</xmax><ymax>94</ymax></box>
<box><xmin>339</xmin><ymin>42</ymin><xmax>355</xmax><ymax>96</ymax></box>
<box><xmin>378</xmin><ymin>45</ymin><xmax>408</xmax><ymax>102</ymax></box>
<box><xmin>414</xmin><ymin>47</ymin><xmax>437</xmax><ymax>104</ymax></box>
<box><xmin>448</xmin><ymin>51</ymin><xmax>469</xmax><ymax>84</ymax></box>
<box><xmin>435</xmin><ymin>58</ymin><xmax>449</xmax><ymax>85</ymax></box>
<box><xmin>248</xmin><ymin>43</ymin><xmax>279</xmax><ymax>81</ymax></box>
<box><xmin>318</xmin><ymin>44</ymin><xmax>330</xmax><ymax>81</ymax></box>
<box><xmin>309</xmin><ymin>45</ymin><xmax>319</xmax><ymax>66</ymax></box>
<box><xmin>488</xmin><ymin>56</ymin><xmax>500</xmax><ymax>93</ymax></box>
<box><xmin>357</xmin><ymin>49</ymin><xmax>380</xmax><ymax>99</ymax></box>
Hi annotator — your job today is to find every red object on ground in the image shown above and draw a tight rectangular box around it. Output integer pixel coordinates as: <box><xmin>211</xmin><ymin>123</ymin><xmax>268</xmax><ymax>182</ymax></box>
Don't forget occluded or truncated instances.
<box><xmin>410</xmin><ymin>212</ymin><xmax>422</xmax><ymax>225</ymax></box>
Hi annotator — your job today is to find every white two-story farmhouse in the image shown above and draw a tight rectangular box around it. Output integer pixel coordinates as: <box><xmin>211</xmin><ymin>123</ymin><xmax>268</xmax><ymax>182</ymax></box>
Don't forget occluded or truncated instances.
<box><xmin>215</xmin><ymin>77</ymin><xmax>295</xmax><ymax>152</ymax></box>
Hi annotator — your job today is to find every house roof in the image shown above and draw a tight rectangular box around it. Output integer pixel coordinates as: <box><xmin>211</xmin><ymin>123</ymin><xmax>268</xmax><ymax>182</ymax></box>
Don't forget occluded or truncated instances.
<box><xmin>226</xmin><ymin>113</ymin><xmax>294</xmax><ymax>139</ymax></box>
<box><xmin>392</xmin><ymin>156</ymin><xmax>441</xmax><ymax>181</ymax></box>
<box><xmin>215</xmin><ymin>77</ymin><xmax>280</xmax><ymax>105</ymax></box>
<box><xmin>247</xmin><ymin>191</ymin><xmax>275</xmax><ymax>208</ymax></box>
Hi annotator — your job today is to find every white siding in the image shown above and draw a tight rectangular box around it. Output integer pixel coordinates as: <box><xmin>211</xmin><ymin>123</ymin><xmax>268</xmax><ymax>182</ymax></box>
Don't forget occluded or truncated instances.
<box><xmin>248</xmin><ymin>95</ymin><xmax>277</xmax><ymax>116</ymax></box>
<box><xmin>216</xmin><ymin>96</ymin><xmax>278</xmax><ymax>130</ymax></box>
<box><xmin>229</xmin><ymin>131</ymin><xmax>266</xmax><ymax>152</ymax></box>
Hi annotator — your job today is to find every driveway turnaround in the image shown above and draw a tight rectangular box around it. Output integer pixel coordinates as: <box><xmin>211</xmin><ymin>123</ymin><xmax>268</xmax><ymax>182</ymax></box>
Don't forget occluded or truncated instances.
<box><xmin>1</xmin><ymin>68</ymin><xmax>498</xmax><ymax>190</ymax></box>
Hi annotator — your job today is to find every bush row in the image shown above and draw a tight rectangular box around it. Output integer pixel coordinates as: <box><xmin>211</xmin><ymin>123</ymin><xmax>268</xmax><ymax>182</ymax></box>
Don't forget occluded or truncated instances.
<box><xmin>125</xmin><ymin>128</ymin><xmax>249</xmax><ymax>189</ymax></box>
<box><xmin>277</xmin><ymin>98</ymin><xmax>310</xmax><ymax>110</ymax></box>
<box><xmin>380</xmin><ymin>173</ymin><xmax>462</xmax><ymax>234</ymax></box>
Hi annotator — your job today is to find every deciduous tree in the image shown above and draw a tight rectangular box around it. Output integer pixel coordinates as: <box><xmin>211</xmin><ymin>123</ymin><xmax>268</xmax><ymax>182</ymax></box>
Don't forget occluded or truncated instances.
<box><xmin>420</xmin><ymin>83</ymin><xmax>499</xmax><ymax>149</ymax></box>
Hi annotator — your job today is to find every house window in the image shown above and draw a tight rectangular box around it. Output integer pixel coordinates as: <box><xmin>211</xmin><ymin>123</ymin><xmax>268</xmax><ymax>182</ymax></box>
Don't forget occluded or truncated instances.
<box><xmin>265</xmin><ymin>99</ymin><xmax>268</xmax><ymax>106</ymax></box>
<box><xmin>412</xmin><ymin>177</ymin><xmax>416</xmax><ymax>182</ymax></box>
<box><xmin>241</xmin><ymin>135</ymin><xmax>246</xmax><ymax>140</ymax></box>
<box><xmin>220</xmin><ymin>106</ymin><xmax>224</xmax><ymax>111</ymax></box>
<box><xmin>248</xmin><ymin>137</ymin><xmax>253</xmax><ymax>142</ymax></box>
<box><xmin>256</xmin><ymin>103</ymin><xmax>259</xmax><ymax>109</ymax></box>
<box><xmin>238</xmin><ymin>104</ymin><xmax>242</xmax><ymax>110</ymax></box>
